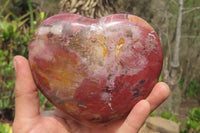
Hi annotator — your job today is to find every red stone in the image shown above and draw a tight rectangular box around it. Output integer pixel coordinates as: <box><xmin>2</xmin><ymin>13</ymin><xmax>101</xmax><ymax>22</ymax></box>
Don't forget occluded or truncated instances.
<box><xmin>29</xmin><ymin>13</ymin><xmax>163</xmax><ymax>126</ymax></box>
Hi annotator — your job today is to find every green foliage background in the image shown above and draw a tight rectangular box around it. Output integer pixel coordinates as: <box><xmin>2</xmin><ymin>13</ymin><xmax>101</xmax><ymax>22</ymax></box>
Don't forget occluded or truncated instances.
<box><xmin>0</xmin><ymin>0</ymin><xmax>54</xmax><ymax>121</ymax></box>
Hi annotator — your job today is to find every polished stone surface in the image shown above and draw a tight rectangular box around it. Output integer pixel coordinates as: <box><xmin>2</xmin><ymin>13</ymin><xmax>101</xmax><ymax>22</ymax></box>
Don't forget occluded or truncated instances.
<box><xmin>29</xmin><ymin>13</ymin><xmax>163</xmax><ymax>126</ymax></box>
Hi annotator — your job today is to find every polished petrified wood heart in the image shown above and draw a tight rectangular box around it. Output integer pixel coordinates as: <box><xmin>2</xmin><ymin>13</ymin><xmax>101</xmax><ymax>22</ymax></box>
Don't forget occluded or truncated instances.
<box><xmin>29</xmin><ymin>13</ymin><xmax>163</xmax><ymax>126</ymax></box>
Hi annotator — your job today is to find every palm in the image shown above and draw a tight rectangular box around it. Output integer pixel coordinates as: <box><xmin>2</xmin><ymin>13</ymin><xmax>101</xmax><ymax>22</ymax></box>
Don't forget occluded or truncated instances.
<box><xmin>18</xmin><ymin>115</ymin><xmax>122</xmax><ymax>133</ymax></box>
<box><xmin>13</xmin><ymin>56</ymin><xmax>170</xmax><ymax>133</ymax></box>
<box><xmin>54</xmin><ymin>113</ymin><xmax>124</xmax><ymax>133</ymax></box>
<box><xmin>24</xmin><ymin>117</ymin><xmax>68</xmax><ymax>133</ymax></box>
<box><xmin>65</xmin><ymin>120</ymin><xmax>122</xmax><ymax>133</ymax></box>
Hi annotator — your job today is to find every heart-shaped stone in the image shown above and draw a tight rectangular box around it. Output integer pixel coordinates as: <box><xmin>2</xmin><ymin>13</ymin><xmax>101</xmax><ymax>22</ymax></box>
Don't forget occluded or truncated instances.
<box><xmin>29</xmin><ymin>13</ymin><xmax>163</xmax><ymax>126</ymax></box>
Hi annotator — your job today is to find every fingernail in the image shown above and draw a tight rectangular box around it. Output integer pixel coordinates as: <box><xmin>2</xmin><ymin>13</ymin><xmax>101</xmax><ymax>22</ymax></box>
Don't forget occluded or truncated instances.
<box><xmin>13</xmin><ymin>57</ymin><xmax>18</xmax><ymax>73</ymax></box>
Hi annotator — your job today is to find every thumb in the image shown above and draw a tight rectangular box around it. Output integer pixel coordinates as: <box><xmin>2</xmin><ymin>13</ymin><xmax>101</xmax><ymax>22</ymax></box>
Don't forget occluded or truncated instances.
<box><xmin>14</xmin><ymin>56</ymin><xmax>40</xmax><ymax>120</ymax></box>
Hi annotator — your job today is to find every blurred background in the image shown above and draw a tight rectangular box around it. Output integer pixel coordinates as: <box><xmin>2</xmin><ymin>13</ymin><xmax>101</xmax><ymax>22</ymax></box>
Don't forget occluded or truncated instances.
<box><xmin>0</xmin><ymin>0</ymin><xmax>199</xmax><ymax>132</ymax></box>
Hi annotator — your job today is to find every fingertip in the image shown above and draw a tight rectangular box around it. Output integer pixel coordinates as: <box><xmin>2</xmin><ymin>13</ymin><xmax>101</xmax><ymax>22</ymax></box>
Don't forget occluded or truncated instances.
<box><xmin>14</xmin><ymin>55</ymin><xmax>36</xmax><ymax>89</ymax></box>
<box><xmin>13</xmin><ymin>56</ymin><xmax>30</xmax><ymax>75</ymax></box>
<box><xmin>13</xmin><ymin>55</ymin><xmax>27</xmax><ymax>65</ymax></box>
<box><xmin>155</xmin><ymin>82</ymin><xmax>170</xmax><ymax>99</ymax></box>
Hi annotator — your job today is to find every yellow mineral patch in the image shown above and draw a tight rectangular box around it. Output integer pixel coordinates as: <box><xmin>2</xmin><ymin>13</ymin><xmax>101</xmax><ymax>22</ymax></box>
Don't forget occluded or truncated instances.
<box><xmin>117</xmin><ymin>37</ymin><xmax>125</xmax><ymax>45</ymax></box>
<box><xmin>32</xmin><ymin>55</ymin><xmax>85</xmax><ymax>97</ymax></box>
<box><xmin>109</xmin><ymin>113</ymin><xmax>124</xmax><ymax>120</ymax></box>
<box><xmin>93</xmin><ymin>43</ymin><xmax>107</xmax><ymax>59</ymax></box>
<box><xmin>99</xmin><ymin>35</ymin><xmax>108</xmax><ymax>58</ymax></box>
<box><xmin>128</xmin><ymin>15</ymin><xmax>153</xmax><ymax>30</ymax></box>
<box><xmin>91</xmin><ymin>113</ymin><xmax>101</xmax><ymax>119</ymax></box>
<box><xmin>115</xmin><ymin>37</ymin><xmax>125</xmax><ymax>58</ymax></box>
<box><xmin>49</xmin><ymin>67</ymin><xmax>75</xmax><ymax>90</ymax></box>
<box><xmin>102</xmin><ymin>44</ymin><xmax>108</xmax><ymax>58</ymax></box>
<box><xmin>62</xmin><ymin>103</ymin><xmax>80</xmax><ymax>113</ymax></box>
<box><xmin>88</xmin><ymin>34</ymin><xmax>107</xmax><ymax>59</ymax></box>
<box><xmin>81</xmin><ymin>111</ymin><xmax>101</xmax><ymax>119</ymax></box>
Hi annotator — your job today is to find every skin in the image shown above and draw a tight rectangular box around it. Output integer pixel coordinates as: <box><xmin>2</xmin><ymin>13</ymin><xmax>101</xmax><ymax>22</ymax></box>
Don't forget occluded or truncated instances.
<box><xmin>12</xmin><ymin>55</ymin><xmax>170</xmax><ymax>133</ymax></box>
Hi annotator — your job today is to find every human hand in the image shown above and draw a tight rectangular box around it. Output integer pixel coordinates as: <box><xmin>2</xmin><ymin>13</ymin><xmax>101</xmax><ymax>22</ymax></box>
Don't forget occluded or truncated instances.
<box><xmin>12</xmin><ymin>55</ymin><xmax>170</xmax><ymax>133</ymax></box>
